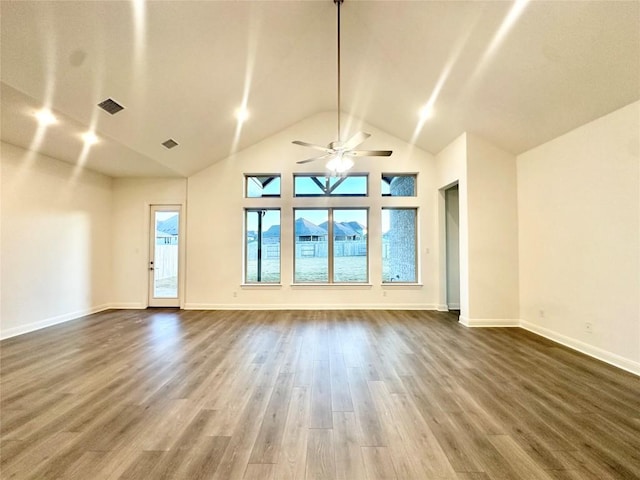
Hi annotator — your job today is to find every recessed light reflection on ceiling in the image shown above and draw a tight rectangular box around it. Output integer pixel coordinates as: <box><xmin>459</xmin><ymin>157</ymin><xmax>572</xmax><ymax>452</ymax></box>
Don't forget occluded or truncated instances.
<box><xmin>487</xmin><ymin>0</ymin><xmax>529</xmax><ymax>58</ymax></box>
<box><xmin>35</xmin><ymin>109</ymin><xmax>57</xmax><ymax>126</ymax></box>
<box><xmin>235</xmin><ymin>107</ymin><xmax>250</xmax><ymax>123</ymax></box>
<box><xmin>410</xmin><ymin>104</ymin><xmax>436</xmax><ymax>144</ymax></box>
<box><xmin>81</xmin><ymin>131</ymin><xmax>99</xmax><ymax>145</ymax></box>
<box><xmin>419</xmin><ymin>105</ymin><xmax>434</xmax><ymax>121</ymax></box>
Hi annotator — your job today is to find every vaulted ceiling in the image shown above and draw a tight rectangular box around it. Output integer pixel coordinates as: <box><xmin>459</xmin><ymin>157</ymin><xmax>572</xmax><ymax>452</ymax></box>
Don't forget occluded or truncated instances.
<box><xmin>1</xmin><ymin>1</ymin><xmax>638</xmax><ymax>178</ymax></box>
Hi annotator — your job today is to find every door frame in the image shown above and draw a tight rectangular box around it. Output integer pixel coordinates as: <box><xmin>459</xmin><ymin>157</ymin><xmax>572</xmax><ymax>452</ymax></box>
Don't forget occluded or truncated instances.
<box><xmin>148</xmin><ymin>204</ymin><xmax>184</xmax><ymax>308</ymax></box>
<box><xmin>444</xmin><ymin>184</ymin><xmax>461</xmax><ymax>311</ymax></box>
<box><xmin>438</xmin><ymin>181</ymin><xmax>461</xmax><ymax>315</ymax></box>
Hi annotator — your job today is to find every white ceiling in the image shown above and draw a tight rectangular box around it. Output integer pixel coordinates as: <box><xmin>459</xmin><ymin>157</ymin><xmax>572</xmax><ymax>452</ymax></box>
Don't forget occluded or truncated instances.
<box><xmin>2</xmin><ymin>1</ymin><xmax>639</xmax><ymax>178</ymax></box>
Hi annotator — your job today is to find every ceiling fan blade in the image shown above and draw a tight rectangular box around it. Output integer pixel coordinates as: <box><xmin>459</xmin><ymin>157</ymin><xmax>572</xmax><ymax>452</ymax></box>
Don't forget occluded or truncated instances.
<box><xmin>342</xmin><ymin>131</ymin><xmax>371</xmax><ymax>150</ymax></box>
<box><xmin>345</xmin><ymin>150</ymin><xmax>393</xmax><ymax>157</ymax></box>
<box><xmin>292</xmin><ymin>140</ymin><xmax>334</xmax><ymax>154</ymax></box>
<box><xmin>296</xmin><ymin>153</ymin><xmax>332</xmax><ymax>165</ymax></box>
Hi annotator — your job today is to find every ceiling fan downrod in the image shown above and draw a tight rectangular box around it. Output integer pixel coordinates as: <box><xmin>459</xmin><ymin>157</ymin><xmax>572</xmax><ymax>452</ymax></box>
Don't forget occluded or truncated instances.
<box><xmin>335</xmin><ymin>0</ymin><xmax>343</xmax><ymax>142</ymax></box>
<box><xmin>290</xmin><ymin>0</ymin><xmax>392</xmax><ymax>171</ymax></box>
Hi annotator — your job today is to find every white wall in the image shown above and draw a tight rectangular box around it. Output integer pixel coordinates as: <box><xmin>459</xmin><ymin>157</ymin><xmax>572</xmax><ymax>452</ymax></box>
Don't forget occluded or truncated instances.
<box><xmin>518</xmin><ymin>101</ymin><xmax>640</xmax><ymax>374</ymax></box>
<box><xmin>185</xmin><ymin>112</ymin><xmax>438</xmax><ymax>309</ymax></box>
<box><xmin>111</xmin><ymin>177</ymin><xmax>187</xmax><ymax>308</ymax></box>
<box><xmin>1</xmin><ymin>142</ymin><xmax>113</xmax><ymax>338</ymax></box>
<box><xmin>435</xmin><ymin>133</ymin><xmax>468</xmax><ymax>316</ymax></box>
<box><xmin>435</xmin><ymin>133</ymin><xmax>520</xmax><ymax>325</ymax></box>
<box><xmin>465</xmin><ymin>134</ymin><xmax>520</xmax><ymax>325</ymax></box>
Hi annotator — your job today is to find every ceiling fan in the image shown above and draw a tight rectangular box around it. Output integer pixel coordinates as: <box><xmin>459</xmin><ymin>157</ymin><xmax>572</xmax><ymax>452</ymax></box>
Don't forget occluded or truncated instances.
<box><xmin>292</xmin><ymin>0</ymin><xmax>392</xmax><ymax>174</ymax></box>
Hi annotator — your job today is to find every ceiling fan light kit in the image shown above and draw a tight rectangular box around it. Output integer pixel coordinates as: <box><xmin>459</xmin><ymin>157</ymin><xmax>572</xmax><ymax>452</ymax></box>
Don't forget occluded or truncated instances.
<box><xmin>325</xmin><ymin>153</ymin><xmax>354</xmax><ymax>174</ymax></box>
<box><xmin>292</xmin><ymin>0</ymin><xmax>392</xmax><ymax>176</ymax></box>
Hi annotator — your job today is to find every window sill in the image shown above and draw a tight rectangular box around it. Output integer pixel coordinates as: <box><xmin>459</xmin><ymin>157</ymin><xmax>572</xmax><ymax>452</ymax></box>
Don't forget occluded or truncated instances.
<box><xmin>291</xmin><ymin>283</ymin><xmax>373</xmax><ymax>289</ymax></box>
<box><xmin>240</xmin><ymin>283</ymin><xmax>421</xmax><ymax>289</ymax></box>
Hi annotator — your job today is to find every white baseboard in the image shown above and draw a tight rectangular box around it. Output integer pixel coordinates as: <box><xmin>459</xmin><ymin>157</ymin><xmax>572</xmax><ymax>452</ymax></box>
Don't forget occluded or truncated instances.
<box><xmin>459</xmin><ymin>316</ymin><xmax>520</xmax><ymax>327</ymax></box>
<box><xmin>183</xmin><ymin>303</ymin><xmax>438</xmax><ymax>311</ymax></box>
<box><xmin>0</xmin><ymin>304</ymin><xmax>111</xmax><ymax>340</ymax></box>
<box><xmin>447</xmin><ymin>302</ymin><xmax>460</xmax><ymax>310</ymax></box>
<box><xmin>436</xmin><ymin>304</ymin><xmax>449</xmax><ymax>312</ymax></box>
<box><xmin>520</xmin><ymin>320</ymin><xmax>640</xmax><ymax>376</ymax></box>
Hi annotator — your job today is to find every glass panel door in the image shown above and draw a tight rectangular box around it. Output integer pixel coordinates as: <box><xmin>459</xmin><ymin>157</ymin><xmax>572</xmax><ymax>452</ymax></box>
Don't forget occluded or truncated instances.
<box><xmin>149</xmin><ymin>206</ymin><xmax>181</xmax><ymax>307</ymax></box>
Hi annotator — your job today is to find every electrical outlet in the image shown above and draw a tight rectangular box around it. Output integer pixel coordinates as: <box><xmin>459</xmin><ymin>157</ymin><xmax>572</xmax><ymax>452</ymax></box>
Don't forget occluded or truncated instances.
<box><xmin>539</xmin><ymin>309</ymin><xmax>545</xmax><ymax>318</ymax></box>
<box><xmin>585</xmin><ymin>322</ymin><xmax>593</xmax><ymax>333</ymax></box>
<box><xmin>383</xmin><ymin>291</ymin><xmax>387</xmax><ymax>297</ymax></box>
<box><xmin>233</xmin><ymin>291</ymin><xmax>238</xmax><ymax>298</ymax></box>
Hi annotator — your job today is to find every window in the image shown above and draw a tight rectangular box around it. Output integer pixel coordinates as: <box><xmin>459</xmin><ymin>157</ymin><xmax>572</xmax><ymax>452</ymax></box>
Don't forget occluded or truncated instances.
<box><xmin>294</xmin><ymin>174</ymin><xmax>367</xmax><ymax>197</ymax></box>
<box><xmin>382</xmin><ymin>208</ymin><xmax>417</xmax><ymax>282</ymax></box>
<box><xmin>333</xmin><ymin>209</ymin><xmax>368</xmax><ymax>282</ymax></box>
<box><xmin>246</xmin><ymin>175</ymin><xmax>280</xmax><ymax>198</ymax></box>
<box><xmin>245</xmin><ymin>209</ymin><xmax>280</xmax><ymax>283</ymax></box>
<box><xmin>294</xmin><ymin>209</ymin><xmax>328</xmax><ymax>282</ymax></box>
<box><xmin>382</xmin><ymin>174</ymin><xmax>417</xmax><ymax>196</ymax></box>
<box><xmin>294</xmin><ymin>208</ymin><xmax>368</xmax><ymax>283</ymax></box>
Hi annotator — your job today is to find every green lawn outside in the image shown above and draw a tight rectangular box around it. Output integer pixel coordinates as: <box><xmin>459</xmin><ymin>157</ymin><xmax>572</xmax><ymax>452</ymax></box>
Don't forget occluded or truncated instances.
<box><xmin>246</xmin><ymin>256</ymin><xmax>388</xmax><ymax>283</ymax></box>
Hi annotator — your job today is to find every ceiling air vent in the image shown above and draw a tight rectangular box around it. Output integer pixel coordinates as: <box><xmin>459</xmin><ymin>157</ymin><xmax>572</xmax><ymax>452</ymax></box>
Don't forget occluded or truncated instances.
<box><xmin>162</xmin><ymin>139</ymin><xmax>179</xmax><ymax>149</ymax></box>
<box><xmin>97</xmin><ymin>98</ymin><xmax>124</xmax><ymax>115</ymax></box>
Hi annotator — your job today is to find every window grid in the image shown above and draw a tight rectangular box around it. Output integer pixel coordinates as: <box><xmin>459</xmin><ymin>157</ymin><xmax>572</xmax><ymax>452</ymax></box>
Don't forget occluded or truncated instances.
<box><xmin>244</xmin><ymin>173</ymin><xmax>419</xmax><ymax>286</ymax></box>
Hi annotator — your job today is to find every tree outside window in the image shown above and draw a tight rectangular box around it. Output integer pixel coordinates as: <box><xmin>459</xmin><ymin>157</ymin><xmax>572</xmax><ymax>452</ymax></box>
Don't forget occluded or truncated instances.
<box><xmin>382</xmin><ymin>208</ymin><xmax>417</xmax><ymax>283</ymax></box>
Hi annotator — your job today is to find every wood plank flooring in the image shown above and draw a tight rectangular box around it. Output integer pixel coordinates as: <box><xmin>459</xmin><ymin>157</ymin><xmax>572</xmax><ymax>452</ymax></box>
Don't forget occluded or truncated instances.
<box><xmin>1</xmin><ymin>309</ymin><xmax>639</xmax><ymax>479</ymax></box>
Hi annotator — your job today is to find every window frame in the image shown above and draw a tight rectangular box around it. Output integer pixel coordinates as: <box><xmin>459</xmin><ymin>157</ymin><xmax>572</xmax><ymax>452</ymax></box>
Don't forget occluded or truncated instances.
<box><xmin>293</xmin><ymin>173</ymin><xmax>368</xmax><ymax>197</ymax></box>
<box><xmin>293</xmin><ymin>207</ymin><xmax>369</xmax><ymax>284</ymax></box>
<box><xmin>381</xmin><ymin>207</ymin><xmax>418</xmax><ymax>283</ymax></box>
<box><xmin>245</xmin><ymin>174</ymin><xmax>281</xmax><ymax>198</ymax></box>
<box><xmin>244</xmin><ymin>208</ymin><xmax>281</xmax><ymax>284</ymax></box>
<box><xmin>381</xmin><ymin>173</ymin><xmax>418</xmax><ymax>197</ymax></box>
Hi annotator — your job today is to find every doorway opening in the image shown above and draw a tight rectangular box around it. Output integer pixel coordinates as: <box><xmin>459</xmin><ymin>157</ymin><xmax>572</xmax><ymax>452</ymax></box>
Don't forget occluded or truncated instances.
<box><xmin>445</xmin><ymin>185</ymin><xmax>460</xmax><ymax>313</ymax></box>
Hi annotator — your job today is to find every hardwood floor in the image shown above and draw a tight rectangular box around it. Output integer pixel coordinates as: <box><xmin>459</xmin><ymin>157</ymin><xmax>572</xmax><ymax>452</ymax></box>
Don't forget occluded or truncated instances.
<box><xmin>1</xmin><ymin>309</ymin><xmax>639</xmax><ymax>480</ymax></box>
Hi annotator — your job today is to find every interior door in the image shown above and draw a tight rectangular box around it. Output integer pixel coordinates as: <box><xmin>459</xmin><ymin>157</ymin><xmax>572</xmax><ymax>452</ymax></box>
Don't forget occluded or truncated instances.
<box><xmin>149</xmin><ymin>205</ymin><xmax>181</xmax><ymax>307</ymax></box>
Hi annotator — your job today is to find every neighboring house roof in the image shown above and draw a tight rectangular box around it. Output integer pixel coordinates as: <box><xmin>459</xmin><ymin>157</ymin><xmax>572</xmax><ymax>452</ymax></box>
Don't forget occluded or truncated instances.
<box><xmin>319</xmin><ymin>221</ymin><xmax>358</xmax><ymax>237</ymax></box>
<box><xmin>263</xmin><ymin>225</ymin><xmax>280</xmax><ymax>237</ymax></box>
<box><xmin>343</xmin><ymin>221</ymin><xmax>365</xmax><ymax>235</ymax></box>
<box><xmin>255</xmin><ymin>218</ymin><xmax>364</xmax><ymax>239</ymax></box>
<box><xmin>157</xmin><ymin>215</ymin><xmax>179</xmax><ymax>235</ymax></box>
<box><xmin>295</xmin><ymin>218</ymin><xmax>327</xmax><ymax>236</ymax></box>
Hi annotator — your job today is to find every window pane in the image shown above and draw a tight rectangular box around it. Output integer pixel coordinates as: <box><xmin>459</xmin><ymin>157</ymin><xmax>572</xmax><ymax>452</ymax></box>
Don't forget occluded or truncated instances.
<box><xmin>246</xmin><ymin>209</ymin><xmax>280</xmax><ymax>282</ymax></box>
<box><xmin>154</xmin><ymin>211</ymin><xmax>179</xmax><ymax>298</ymax></box>
<box><xmin>330</xmin><ymin>175</ymin><xmax>368</xmax><ymax>195</ymax></box>
<box><xmin>333</xmin><ymin>209</ymin><xmax>368</xmax><ymax>282</ymax></box>
<box><xmin>382</xmin><ymin>208</ymin><xmax>417</xmax><ymax>282</ymax></box>
<box><xmin>294</xmin><ymin>176</ymin><xmax>327</xmax><ymax>196</ymax></box>
<box><xmin>381</xmin><ymin>174</ymin><xmax>416</xmax><ymax>196</ymax></box>
<box><xmin>246</xmin><ymin>175</ymin><xmax>280</xmax><ymax>197</ymax></box>
<box><xmin>294</xmin><ymin>174</ymin><xmax>367</xmax><ymax>196</ymax></box>
<box><xmin>294</xmin><ymin>209</ymin><xmax>328</xmax><ymax>282</ymax></box>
